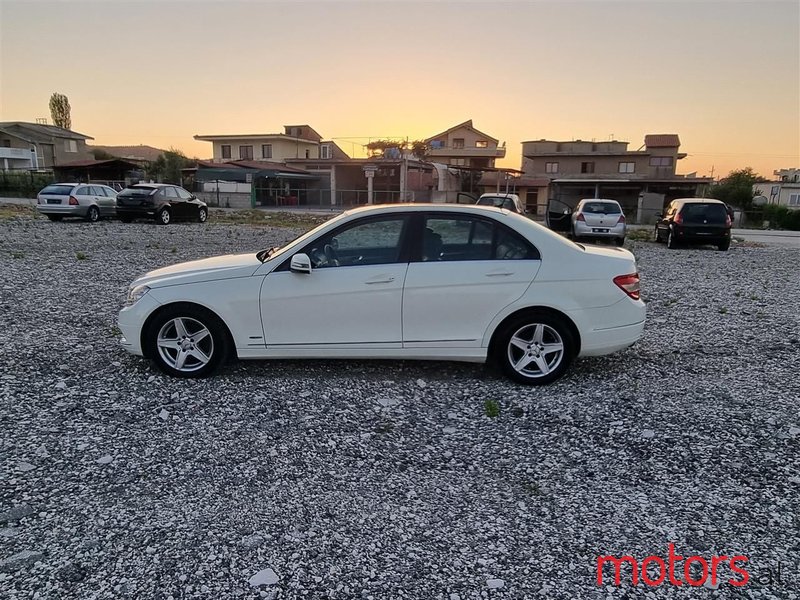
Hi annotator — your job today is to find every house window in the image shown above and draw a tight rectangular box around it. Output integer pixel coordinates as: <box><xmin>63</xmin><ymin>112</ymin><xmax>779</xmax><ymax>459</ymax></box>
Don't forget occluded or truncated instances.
<box><xmin>1</xmin><ymin>139</ymin><xmax>10</xmax><ymax>148</ymax></box>
<box><xmin>239</xmin><ymin>145</ymin><xmax>253</xmax><ymax>160</ymax></box>
<box><xmin>452</xmin><ymin>138</ymin><xmax>465</xmax><ymax>149</ymax></box>
<box><xmin>619</xmin><ymin>162</ymin><xmax>635</xmax><ymax>174</ymax></box>
<box><xmin>64</xmin><ymin>139</ymin><xmax>78</xmax><ymax>153</ymax></box>
<box><xmin>545</xmin><ymin>162</ymin><xmax>559</xmax><ymax>174</ymax></box>
<box><xmin>475</xmin><ymin>140</ymin><xmax>488</xmax><ymax>148</ymax></box>
<box><xmin>320</xmin><ymin>144</ymin><xmax>331</xmax><ymax>159</ymax></box>
<box><xmin>581</xmin><ymin>162</ymin><xmax>595</xmax><ymax>174</ymax></box>
<box><xmin>221</xmin><ymin>145</ymin><xmax>231</xmax><ymax>159</ymax></box>
<box><xmin>788</xmin><ymin>193</ymin><xmax>800</xmax><ymax>207</ymax></box>
<box><xmin>262</xmin><ymin>144</ymin><xmax>272</xmax><ymax>159</ymax></box>
<box><xmin>649</xmin><ymin>156</ymin><xmax>674</xmax><ymax>167</ymax></box>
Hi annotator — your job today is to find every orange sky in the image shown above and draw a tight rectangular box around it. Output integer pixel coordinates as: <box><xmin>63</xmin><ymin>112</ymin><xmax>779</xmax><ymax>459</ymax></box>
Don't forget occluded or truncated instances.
<box><xmin>1</xmin><ymin>0</ymin><xmax>798</xmax><ymax>179</ymax></box>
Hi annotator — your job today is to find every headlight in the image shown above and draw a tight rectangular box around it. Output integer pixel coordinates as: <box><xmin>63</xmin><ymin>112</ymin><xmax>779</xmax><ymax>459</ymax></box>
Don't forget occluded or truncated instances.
<box><xmin>126</xmin><ymin>284</ymin><xmax>150</xmax><ymax>306</ymax></box>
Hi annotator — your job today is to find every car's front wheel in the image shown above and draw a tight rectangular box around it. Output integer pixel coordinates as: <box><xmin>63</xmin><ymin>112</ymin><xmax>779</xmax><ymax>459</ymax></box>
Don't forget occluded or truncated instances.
<box><xmin>144</xmin><ymin>305</ymin><xmax>229</xmax><ymax>378</ymax></box>
<box><xmin>156</xmin><ymin>208</ymin><xmax>171</xmax><ymax>225</ymax></box>
<box><xmin>667</xmin><ymin>228</ymin><xmax>678</xmax><ymax>249</ymax></box>
<box><xmin>198</xmin><ymin>207</ymin><xmax>208</xmax><ymax>223</ymax></box>
<box><xmin>495</xmin><ymin>312</ymin><xmax>575</xmax><ymax>385</ymax></box>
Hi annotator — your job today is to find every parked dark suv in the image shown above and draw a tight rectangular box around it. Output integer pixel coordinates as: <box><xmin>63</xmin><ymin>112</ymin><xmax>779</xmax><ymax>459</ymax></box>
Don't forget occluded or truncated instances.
<box><xmin>655</xmin><ymin>198</ymin><xmax>732</xmax><ymax>251</ymax></box>
<box><xmin>116</xmin><ymin>184</ymin><xmax>208</xmax><ymax>225</ymax></box>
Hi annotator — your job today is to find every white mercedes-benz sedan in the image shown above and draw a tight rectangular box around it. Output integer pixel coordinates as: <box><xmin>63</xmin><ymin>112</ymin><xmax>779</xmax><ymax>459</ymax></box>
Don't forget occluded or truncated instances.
<box><xmin>118</xmin><ymin>204</ymin><xmax>645</xmax><ymax>385</ymax></box>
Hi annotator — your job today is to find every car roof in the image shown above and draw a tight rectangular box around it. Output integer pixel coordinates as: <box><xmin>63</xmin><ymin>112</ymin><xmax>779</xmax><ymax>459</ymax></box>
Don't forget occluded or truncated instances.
<box><xmin>578</xmin><ymin>198</ymin><xmax>620</xmax><ymax>203</ymax></box>
<box><xmin>479</xmin><ymin>193</ymin><xmax>519</xmax><ymax>199</ymax></box>
<box><xmin>343</xmin><ymin>203</ymin><xmax>512</xmax><ymax>218</ymax></box>
<box><xmin>672</xmin><ymin>198</ymin><xmax>724</xmax><ymax>204</ymax></box>
<box><xmin>128</xmin><ymin>183</ymin><xmax>172</xmax><ymax>188</ymax></box>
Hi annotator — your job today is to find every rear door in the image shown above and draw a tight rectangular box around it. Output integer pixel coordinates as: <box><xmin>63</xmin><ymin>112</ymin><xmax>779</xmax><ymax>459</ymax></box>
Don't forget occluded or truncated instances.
<box><xmin>402</xmin><ymin>213</ymin><xmax>541</xmax><ymax>347</ymax></box>
<box><xmin>89</xmin><ymin>186</ymin><xmax>110</xmax><ymax>215</ymax></box>
<box><xmin>546</xmin><ymin>198</ymin><xmax>573</xmax><ymax>233</ymax></box>
<box><xmin>162</xmin><ymin>186</ymin><xmax>187</xmax><ymax>218</ymax></box>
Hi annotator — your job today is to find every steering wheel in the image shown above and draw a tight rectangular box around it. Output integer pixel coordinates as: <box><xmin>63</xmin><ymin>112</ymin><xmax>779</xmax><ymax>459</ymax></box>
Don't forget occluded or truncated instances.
<box><xmin>323</xmin><ymin>244</ymin><xmax>339</xmax><ymax>267</ymax></box>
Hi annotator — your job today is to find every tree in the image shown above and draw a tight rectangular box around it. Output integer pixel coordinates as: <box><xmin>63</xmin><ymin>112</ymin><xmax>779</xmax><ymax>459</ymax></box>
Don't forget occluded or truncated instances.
<box><xmin>49</xmin><ymin>93</ymin><xmax>71</xmax><ymax>129</ymax></box>
<box><xmin>90</xmin><ymin>148</ymin><xmax>115</xmax><ymax>160</ymax></box>
<box><xmin>707</xmin><ymin>167</ymin><xmax>767</xmax><ymax>210</ymax></box>
<box><xmin>365</xmin><ymin>139</ymin><xmax>428</xmax><ymax>159</ymax></box>
<box><xmin>148</xmin><ymin>148</ymin><xmax>194</xmax><ymax>184</ymax></box>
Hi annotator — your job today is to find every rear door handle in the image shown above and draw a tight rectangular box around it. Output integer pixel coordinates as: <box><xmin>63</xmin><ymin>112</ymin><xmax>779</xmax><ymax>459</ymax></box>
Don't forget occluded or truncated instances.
<box><xmin>485</xmin><ymin>271</ymin><xmax>514</xmax><ymax>277</ymax></box>
<box><xmin>365</xmin><ymin>276</ymin><xmax>395</xmax><ymax>284</ymax></box>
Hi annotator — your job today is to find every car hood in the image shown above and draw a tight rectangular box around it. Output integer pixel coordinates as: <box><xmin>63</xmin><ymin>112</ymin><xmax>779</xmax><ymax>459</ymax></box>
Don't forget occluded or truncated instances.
<box><xmin>132</xmin><ymin>253</ymin><xmax>262</xmax><ymax>288</ymax></box>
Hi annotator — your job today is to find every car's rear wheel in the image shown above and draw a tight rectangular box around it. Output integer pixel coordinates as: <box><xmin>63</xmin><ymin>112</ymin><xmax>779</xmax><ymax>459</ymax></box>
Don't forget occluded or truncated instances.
<box><xmin>85</xmin><ymin>206</ymin><xmax>100</xmax><ymax>223</ymax></box>
<box><xmin>667</xmin><ymin>228</ymin><xmax>678</xmax><ymax>249</ymax></box>
<box><xmin>495</xmin><ymin>313</ymin><xmax>575</xmax><ymax>385</ymax></box>
<box><xmin>46</xmin><ymin>214</ymin><xmax>63</xmax><ymax>222</ymax></box>
<box><xmin>615</xmin><ymin>237</ymin><xmax>625</xmax><ymax>246</ymax></box>
<box><xmin>156</xmin><ymin>208</ymin><xmax>171</xmax><ymax>225</ymax></box>
<box><xmin>718</xmin><ymin>239</ymin><xmax>730</xmax><ymax>251</ymax></box>
<box><xmin>144</xmin><ymin>305</ymin><xmax>229</xmax><ymax>378</ymax></box>
<box><xmin>198</xmin><ymin>207</ymin><xmax>208</xmax><ymax>223</ymax></box>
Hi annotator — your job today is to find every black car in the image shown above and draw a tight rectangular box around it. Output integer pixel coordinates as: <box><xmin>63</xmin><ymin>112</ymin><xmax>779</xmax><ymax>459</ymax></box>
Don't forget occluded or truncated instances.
<box><xmin>116</xmin><ymin>184</ymin><xmax>208</xmax><ymax>225</ymax></box>
<box><xmin>655</xmin><ymin>198</ymin><xmax>731</xmax><ymax>251</ymax></box>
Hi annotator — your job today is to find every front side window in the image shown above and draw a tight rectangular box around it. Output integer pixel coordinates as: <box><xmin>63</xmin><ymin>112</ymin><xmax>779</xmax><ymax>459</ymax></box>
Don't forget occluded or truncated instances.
<box><xmin>163</xmin><ymin>187</ymin><xmax>178</xmax><ymax>199</ymax></box>
<box><xmin>221</xmin><ymin>144</ymin><xmax>231</xmax><ymax>159</ymax></box>
<box><xmin>176</xmin><ymin>187</ymin><xmax>193</xmax><ymax>199</ymax></box>
<box><xmin>306</xmin><ymin>217</ymin><xmax>408</xmax><ymax>269</ymax></box>
<box><xmin>423</xmin><ymin>216</ymin><xmax>538</xmax><ymax>261</ymax></box>
<box><xmin>545</xmin><ymin>162</ymin><xmax>559</xmax><ymax>174</ymax></box>
<box><xmin>239</xmin><ymin>145</ymin><xmax>253</xmax><ymax>160</ymax></box>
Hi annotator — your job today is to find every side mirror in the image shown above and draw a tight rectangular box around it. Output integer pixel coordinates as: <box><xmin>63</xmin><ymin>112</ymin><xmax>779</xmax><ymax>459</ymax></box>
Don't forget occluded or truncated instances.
<box><xmin>290</xmin><ymin>253</ymin><xmax>312</xmax><ymax>274</ymax></box>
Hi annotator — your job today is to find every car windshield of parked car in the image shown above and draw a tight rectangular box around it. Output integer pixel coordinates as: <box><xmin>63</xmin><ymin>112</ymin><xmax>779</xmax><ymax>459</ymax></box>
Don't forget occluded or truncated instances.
<box><xmin>40</xmin><ymin>184</ymin><xmax>76</xmax><ymax>195</ymax></box>
<box><xmin>681</xmin><ymin>203</ymin><xmax>727</xmax><ymax>223</ymax></box>
<box><xmin>118</xmin><ymin>187</ymin><xmax>157</xmax><ymax>198</ymax></box>
<box><xmin>582</xmin><ymin>202</ymin><xmax>621</xmax><ymax>214</ymax></box>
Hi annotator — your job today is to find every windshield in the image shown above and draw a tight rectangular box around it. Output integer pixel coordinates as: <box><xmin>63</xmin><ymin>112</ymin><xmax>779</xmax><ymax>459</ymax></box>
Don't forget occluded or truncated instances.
<box><xmin>256</xmin><ymin>211</ymin><xmax>350</xmax><ymax>263</ymax></box>
<box><xmin>581</xmin><ymin>202</ymin><xmax>621</xmax><ymax>214</ymax></box>
<box><xmin>118</xmin><ymin>187</ymin><xmax>157</xmax><ymax>198</ymax></box>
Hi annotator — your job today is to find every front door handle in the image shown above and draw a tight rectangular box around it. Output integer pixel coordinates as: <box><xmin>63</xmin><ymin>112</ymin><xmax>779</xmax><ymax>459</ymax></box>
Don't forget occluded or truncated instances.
<box><xmin>364</xmin><ymin>276</ymin><xmax>395</xmax><ymax>284</ymax></box>
<box><xmin>485</xmin><ymin>271</ymin><xmax>514</xmax><ymax>277</ymax></box>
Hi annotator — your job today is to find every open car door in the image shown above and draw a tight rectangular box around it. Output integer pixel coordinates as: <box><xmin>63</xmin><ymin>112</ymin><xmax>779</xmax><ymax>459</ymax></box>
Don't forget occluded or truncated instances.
<box><xmin>456</xmin><ymin>192</ymin><xmax>478</xmax><ymax>204</ymax></box>
<box><xmin>546</xmin><ymin>198</ymin><xmax>573</xmax><ymax>233</ymax></box>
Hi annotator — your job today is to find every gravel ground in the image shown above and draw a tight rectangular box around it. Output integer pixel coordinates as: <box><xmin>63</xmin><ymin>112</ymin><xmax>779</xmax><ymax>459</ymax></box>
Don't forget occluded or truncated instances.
<box><xmin>1</xmin><ymin>213</ymin><xmax>798</xmax><ymax>599</ymax></box>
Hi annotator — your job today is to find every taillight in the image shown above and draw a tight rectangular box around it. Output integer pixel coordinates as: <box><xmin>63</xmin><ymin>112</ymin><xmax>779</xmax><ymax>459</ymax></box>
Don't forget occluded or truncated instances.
<box><xmin>674</xmin><ymin>212</ymin><xmax>683</xmax><ymax>224</ymax></box>
<box><xmin>618</xmin><ymin>214</ymin><xmax>626</xmax><ymax>225</ymax></box>
<box><xmin>614</xmin><ymin>273</ymin><xmax>640</xmax><ymax>300</ymax></box>
<box><xmin>68</xmin><ymin>196</ymin><xmax>79</xmax><ymax>205</ymax></box>
<box><xmin>576</xmin><ymin>213</ymin><xmax>586</xmax><ymax>222</ymax></box>
<box><xmin>725</xmin><ymin>214</ymin><xmax>732</xmax><ymax>227</ymax></box>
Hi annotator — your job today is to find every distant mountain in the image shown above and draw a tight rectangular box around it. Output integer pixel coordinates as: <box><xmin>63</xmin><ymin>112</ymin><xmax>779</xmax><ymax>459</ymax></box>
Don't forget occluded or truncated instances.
<box><xmin>88</xmin><ymin>144</ymin><xmax>165</xmax><ymax>163</ymax></box>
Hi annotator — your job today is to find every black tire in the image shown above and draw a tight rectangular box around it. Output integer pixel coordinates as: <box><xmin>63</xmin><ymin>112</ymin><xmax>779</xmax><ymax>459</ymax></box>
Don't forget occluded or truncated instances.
<box><xmin>494</xmin><ymin>312</ymin><xmax>575</xmax><ymax>385</ymax></box>
<box><xmin>666</xmin><ymin>228</ymin><xmax>678</xmax><ymax>249</ymax></box>
<box><xmin>46</xmin><ymin>214</ymin><xmax>63</xmax><ymax>222</ymax></box>
<box><xmin>143</xmin><ymin>304</ymin><xmax>229</xmax><ymax>378</ymax></box>
<box><xmin>615</xmin><ymin>237</ymin><xmax>625</xmax><ymax>247</ymax></box>
<box><xmin>197</xmin><ymin>207</ymin><xmax>208</xmax><ymax>223</ymax></box>
<box><xmin>156</xmin><ymin>208</ymin><xmax>171</xmax><ymax>225</ymax></box>
<box><xmin>717</xmin><ymin>239</ymin><xmax>730</xmax><ymax>251</ymax></box>
<box><xmin>85</xmin><ymin>206</ymin><xmax>100</xmax><ymax>223</ymax></box>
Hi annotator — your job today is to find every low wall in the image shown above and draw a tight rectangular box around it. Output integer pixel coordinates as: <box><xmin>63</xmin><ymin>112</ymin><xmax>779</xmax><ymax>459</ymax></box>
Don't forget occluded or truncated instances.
<box><xmin>196</xmin><ymin>191</ymin><xmax>251</xmax><ymax>209</ymax></box>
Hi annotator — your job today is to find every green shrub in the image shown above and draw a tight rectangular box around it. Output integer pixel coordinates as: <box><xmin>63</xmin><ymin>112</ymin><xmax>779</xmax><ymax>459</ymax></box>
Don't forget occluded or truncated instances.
<box><xmin>0</xmin><ymin>171</ymin><xmax>55</xmax><ymax>198</ymax></box>
<box><xmin>761</xmin><ymin>204</ymin><xmax>800</xmax><ymax>231</ymax></box>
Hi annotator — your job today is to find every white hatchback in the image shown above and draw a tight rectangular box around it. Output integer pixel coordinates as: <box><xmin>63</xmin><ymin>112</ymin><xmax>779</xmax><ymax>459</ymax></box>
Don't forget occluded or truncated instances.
<box><xmin>118</xmin><ymin>204</ymin><xmax>645</xmax><ymax>384</ymax></box>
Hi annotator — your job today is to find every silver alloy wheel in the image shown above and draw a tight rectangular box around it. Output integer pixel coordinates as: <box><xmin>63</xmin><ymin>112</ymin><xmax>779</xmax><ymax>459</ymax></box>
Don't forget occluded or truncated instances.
<box><xmin>198</xmin><ymin>208</ymin><xmax>207</xmax><ymax>223</ymax></box>
<box><xmin>159</xmin><ymin>209</ymin><xmax>171</xmax><ymax>224</ymax></box>
<box><xmin>506</xmin><ymin>323</ymin><xmax>565</xmax><ymax>379</ymax></box>
<box><xmin>87</xmin><ymin>206</ymin><xmax>99</xmax><ymax>222</ymax></box>
<box><xmin>156</xmin><ymin>317</ymin><xmax>214</xmax><ymax>373</ymax></box>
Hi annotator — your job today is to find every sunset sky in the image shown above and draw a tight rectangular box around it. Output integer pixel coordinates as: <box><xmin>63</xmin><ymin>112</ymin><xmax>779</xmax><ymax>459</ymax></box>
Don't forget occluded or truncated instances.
<box><xmin>1</xmin><ymin>0</ymin><xmax>798</xmax><ymax>179</ymax></box>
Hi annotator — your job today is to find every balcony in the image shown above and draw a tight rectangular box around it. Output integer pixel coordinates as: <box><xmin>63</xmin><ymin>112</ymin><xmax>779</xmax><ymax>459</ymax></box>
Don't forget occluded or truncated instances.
<box><xmin>0</xmin><ymin>147</ymin><xmax>36</xmax><ymax>169</ymax></box>
<box><xmin>426</xmin><ymin>145</ymin><xmax>506</xmax><ymax>160</ymax></box>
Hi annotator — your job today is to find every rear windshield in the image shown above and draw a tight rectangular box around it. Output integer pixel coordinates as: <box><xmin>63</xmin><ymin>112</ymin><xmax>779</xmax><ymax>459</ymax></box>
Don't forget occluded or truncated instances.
<box><xmin>40</xmin><ymin>184</ymin><xmax>76</xmax><ymax>195</ymax></box>
<box><xmin>118</xmin><ymin>187</ymin><xmax>157</xmax><ymax>198</ymax></box>
<box><xmin>680</xmin><ymin>203</ymin><xmax>727</xmax><ymax>223</ymax></box>
<box><xmin>581</xmin><ymin>202</ymin><xmax>621</xmax><ymax>214</ymax></box>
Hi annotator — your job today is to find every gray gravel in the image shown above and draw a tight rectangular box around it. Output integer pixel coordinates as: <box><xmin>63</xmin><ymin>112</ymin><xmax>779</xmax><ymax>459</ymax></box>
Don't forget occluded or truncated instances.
<box><xmin>1</xmin><ymin>213</ymin><xmax>798</xmax><ymax>599</ymax></box>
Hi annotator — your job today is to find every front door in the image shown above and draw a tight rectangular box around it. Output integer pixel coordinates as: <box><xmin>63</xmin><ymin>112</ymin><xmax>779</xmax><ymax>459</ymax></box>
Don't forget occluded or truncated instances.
<box><xmin>546</xmin><ymin>198</ymin><xmax>573</xmax><ymax>233</ymax></box>
<box><xmin>260</xmin><ymin>215</ymin><xmax>412</xmax><ymax>347</ymax></box>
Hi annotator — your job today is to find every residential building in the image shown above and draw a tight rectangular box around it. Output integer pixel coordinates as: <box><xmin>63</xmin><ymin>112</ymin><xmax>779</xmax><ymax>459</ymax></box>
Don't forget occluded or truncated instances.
<box><xmin>520</xmin><ymin>134</ymin><xmax>712</xmax><ymax>216</ymax></box>
<box><xmin>424</xmin><ymin>120</ymin><xmax>506</xmax><ymax>169</ymax></box>
<box><xmin>753</xmin><ymin>168</ymin><xmax>800</xmax><ymax>208</ymax></box>
<box><xmin>195</xmin><ymin>125</ymin><xmax>341</xmax><ymax>163</ymax></box>
<box><xmin>0</xmin><ymin>121</ymin><xmax>93</xmax><ymax>170</ymax></box>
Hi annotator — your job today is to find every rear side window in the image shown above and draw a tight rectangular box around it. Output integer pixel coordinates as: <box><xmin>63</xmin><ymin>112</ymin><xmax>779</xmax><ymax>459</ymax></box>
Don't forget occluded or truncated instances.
<box><xmin>582</xmin><ymin>202</ymin><xmax>621</xmax><ymax>214</ymax></box>
<box><xmin>680</xmin><ymin>203</ymin><xmax>727</xmax><ymax>223</ymax></box>
<box><xmin>40</xmin><ymin>185</ymin><xmax>76</xmax><ymax>195</ymax></box>
<box><xmin>423</xmin><ymin>216</ymin><xmax>539</xmax><ymax>261</ymax></box>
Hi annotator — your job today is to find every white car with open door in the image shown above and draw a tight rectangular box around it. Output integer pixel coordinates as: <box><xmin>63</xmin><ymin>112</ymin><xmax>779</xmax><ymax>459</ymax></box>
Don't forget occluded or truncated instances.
<box><xmin>118</xmin><ymin>204</ymin><xmax>645</xmax><ymax>385</ymax></box>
